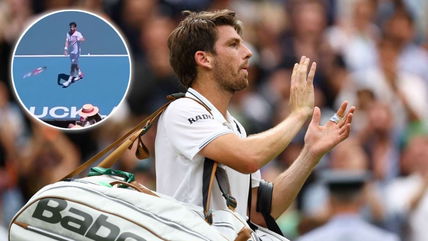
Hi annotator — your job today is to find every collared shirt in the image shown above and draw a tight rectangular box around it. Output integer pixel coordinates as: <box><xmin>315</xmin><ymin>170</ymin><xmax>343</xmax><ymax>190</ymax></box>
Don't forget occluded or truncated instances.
<box><xmin>296</xmin><ymin>214</ymin><xmax>400</xmax><ymax>241</ymax></box>
<box><xmin>66</xmin><ymin>31</ymin><xmax>83</xmax><ymax>55</ymax></box>
<box><xmin>155</xmin><ymin>88</ymin><xmax>261</xmax><ymax>217</ymax></box>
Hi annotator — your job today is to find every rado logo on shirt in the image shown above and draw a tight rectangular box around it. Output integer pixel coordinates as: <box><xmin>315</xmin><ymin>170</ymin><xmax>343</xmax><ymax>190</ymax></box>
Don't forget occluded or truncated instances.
<box><xmin>188</xmin><ymin>114</ymin><xmax>213</xmax><ymax>124</ymax></box>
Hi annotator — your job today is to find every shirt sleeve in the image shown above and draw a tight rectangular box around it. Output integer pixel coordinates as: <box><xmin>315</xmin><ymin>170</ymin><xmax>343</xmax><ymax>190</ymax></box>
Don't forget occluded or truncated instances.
<box><xmin>251</xmin><ymin>170</ymin><xmax>261</xmax><ymax>188</ymax></box>
<box><xmin>162</xmin><ymin>98</ymin><xmax>234</xmax><ymax>161</ymax></box>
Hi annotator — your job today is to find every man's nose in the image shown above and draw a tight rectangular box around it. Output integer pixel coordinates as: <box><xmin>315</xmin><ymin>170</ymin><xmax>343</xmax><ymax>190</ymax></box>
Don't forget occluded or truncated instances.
<box><xmin>242</xmin><ymin>43</ymin><xmax>253</xmax><ymax>60</ymax></box>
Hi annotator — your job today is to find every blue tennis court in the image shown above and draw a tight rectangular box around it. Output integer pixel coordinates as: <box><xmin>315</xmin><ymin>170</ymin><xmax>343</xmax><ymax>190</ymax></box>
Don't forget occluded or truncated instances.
<box><xmin>12</xmin><ymin>54</ymin><xmax>130</xmax><ymax>122</ymax></box>
<box><xmin>11</xmin><ymin>10</ymin><xmax>132</xmax><ymax>128</ymax></box>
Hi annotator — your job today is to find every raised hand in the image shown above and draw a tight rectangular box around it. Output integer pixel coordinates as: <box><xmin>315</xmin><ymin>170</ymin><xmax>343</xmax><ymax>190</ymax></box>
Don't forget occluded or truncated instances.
<box><xmin>304</xmin><ymin>101</ymin><xmax>355</xmax><ymax>158</ymax></box>
<box><xmin>289</xmin><ymin>56</ymin><xmax>316</xmax><ymax>117</ymax></box>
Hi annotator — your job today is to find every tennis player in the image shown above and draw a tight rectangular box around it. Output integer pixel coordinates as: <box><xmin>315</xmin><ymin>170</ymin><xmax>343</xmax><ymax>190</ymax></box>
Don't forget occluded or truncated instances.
<box><xmin>63</xmin><ymin>22</ymin><xmax>85</xmax><ymax>87</ymax></box>
<box><xmin>155</xmin><ymin>9</ymin><xmax>355</xmax><ymax>236</ymax></box>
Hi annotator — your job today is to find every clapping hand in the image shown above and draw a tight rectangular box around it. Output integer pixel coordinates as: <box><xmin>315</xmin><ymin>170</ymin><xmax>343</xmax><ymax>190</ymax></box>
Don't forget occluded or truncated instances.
<box><xmin>289</xmin><ymin>56</ymin><xmax>316</xmax><ymax>118</ymax></box>
<box><xmin>304</xmin><ymin>101</ymin><xmax>356</xmax><ymax>158</ymax></box>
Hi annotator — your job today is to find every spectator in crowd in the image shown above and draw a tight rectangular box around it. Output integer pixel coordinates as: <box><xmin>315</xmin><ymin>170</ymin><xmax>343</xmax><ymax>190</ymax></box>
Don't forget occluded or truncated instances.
<box><xmin>356</xmin><ymin>101</ymin><xmax>401</xmax><ymax>184</ymax></box>
<box><xmin>0</xmin><ymin>81</ymin><xmax>27</xmax><ymax>228</ymax></box>
<box><xmin>302</xmin><ymin>137</ymin><xmax>386</xmax><ymax>225</ymax></box>
<box><xmin>326</xmin><ymin>0</ymin><xmax>380</xmax><ymax>72</ymax></box>
<box><xmin>297</xmin><ymin>170</ymin><xmax>399</xmax><ymax>241</ymax></box>
<box><xmin>337</xmin><ymin>37</ymin><xmax>428</xmax><ymax>133</ymax></box>
<box><xmin>68</xmin><ymin>104</ymin><xmax>103</xmax><ymax>128</ymax></box>
<box><xmin>18</xmin><ymin>122</ymin><xmax>80</xmax><ymax>201</ymax></box>
<box><xmin>127</xmin><ymin>15</ymin><xmax>184</xmax><ymax>116</ymax></box>
<box><xmin>0</xmin><ymin>0</ymin><xmax>32</xmax><ymax>82</ymax></box>
<box><xmin>383</xmin><ymin>5</ymin><xmax>428</xmax><ymax>85</ymax></box>
<box><xmin>385</xmin><ymin>134</ymin><xmax>428</xmax><ymax>240</ymax></box>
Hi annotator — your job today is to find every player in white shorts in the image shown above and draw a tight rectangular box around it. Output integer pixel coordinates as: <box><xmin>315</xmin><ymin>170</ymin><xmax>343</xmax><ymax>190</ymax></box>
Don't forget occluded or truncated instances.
<box><xmin>63</xmin><ymin>22</ymin><xmax>85</xmax><ymax>88</ymax></box>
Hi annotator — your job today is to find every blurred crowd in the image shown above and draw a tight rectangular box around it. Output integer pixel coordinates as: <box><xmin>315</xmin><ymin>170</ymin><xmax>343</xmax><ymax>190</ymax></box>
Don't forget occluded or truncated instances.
<box><xmin>1</xmin><ymin>0</ymin><xmax>428</xmax><ymax>240</ymax></box>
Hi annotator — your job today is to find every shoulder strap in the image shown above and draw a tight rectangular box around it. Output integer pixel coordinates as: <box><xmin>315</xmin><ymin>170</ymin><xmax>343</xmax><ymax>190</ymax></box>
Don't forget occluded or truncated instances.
<box><xmin>203</xmin><ymin>158</ymin><xmax>217</xmax><ymax>224</ymax></box>
<box><xmin>215</xmin><ymin>166</ymin><xmax>237</xmax><ymax>210</ymax></box>
<box><xmin>60</xmin><ymin>92</ymin><xmax>213</xmax><ymax>180</ymax></box>
<box><xmin>202</xmin><ymin>158</ymin><xmax>238</xmax><ymax>224</ymax></box>
<box><xmin>60</xmin><ymin>92</ymin><xmax>228</xmax><ymax>227</ymax></box>
<box><xmin>257</xmin><ymin>180</ymin><xmax>283</xmax><ymax>235</ymax></box>
<box><xmin>247</xmin><ymin>174</ymin><xmax>258</xmax><ymax>231</ymax></box>
<box><xmin>247</xmin><ymin>178</ymin><xmax>283</xmax><ymax>236</ymax></box>
<box><xmin>202</xmin><ymin>114</ymin><xmax>243</xmax><ymax>223</ymax></box>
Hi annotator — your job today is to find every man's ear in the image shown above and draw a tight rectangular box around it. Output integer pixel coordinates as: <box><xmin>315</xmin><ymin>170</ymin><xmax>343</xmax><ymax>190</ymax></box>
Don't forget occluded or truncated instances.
<box><xmin>195</xmin><ymin>50</ymin><xmax>213</xmax><ymax>69</ymax></box>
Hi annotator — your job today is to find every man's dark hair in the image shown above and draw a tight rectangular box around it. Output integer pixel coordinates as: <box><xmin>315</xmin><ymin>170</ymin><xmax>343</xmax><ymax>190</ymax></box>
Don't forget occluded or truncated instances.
<box><xmin>328</xmin><ymin>181</ymin><xmax>364</xmax><ymax>203</ymax></box>
<box><xmin>168</xmin><ymin>9</ymin><xmax>242</xmax><ymax>88</ymax></box>
<box><xmin>69</xmin><ymin>22</ymin><xmax>77</xmax><ymax>27</ymax></box>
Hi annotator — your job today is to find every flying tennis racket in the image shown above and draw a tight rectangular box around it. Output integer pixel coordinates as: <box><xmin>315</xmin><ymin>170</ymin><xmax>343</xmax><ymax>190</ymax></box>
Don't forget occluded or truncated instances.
<box><xmin>23</xmin><ymin>66</ymin><xmax>47</xmax><ymax>79</ymax></box>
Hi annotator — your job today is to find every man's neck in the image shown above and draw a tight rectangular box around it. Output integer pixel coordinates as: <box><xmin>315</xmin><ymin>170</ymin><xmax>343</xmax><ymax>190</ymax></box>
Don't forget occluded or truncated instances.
<box><xmin>191</xmin><ymin>77</ymin><xmax>234</xmax><ymax>118</ymax></box>
<box><xmin>330</xmin><ymin>204</ymin><xmax>360</xmax><ymax>216</ymax></box>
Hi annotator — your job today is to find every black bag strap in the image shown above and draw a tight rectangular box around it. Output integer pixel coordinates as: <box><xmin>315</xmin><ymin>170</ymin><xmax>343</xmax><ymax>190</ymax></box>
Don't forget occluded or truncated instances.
<box><xmin>203</xmin><ymin>160</ymin><xmax>283</xmax><ymax>237</ymax></box>
<box><xmin>247</xmin><ymin>177</ymin><xmax>283</xmax><ymax>236</ymax></box>
<box><xmin>216</xmin><ymin>166</ymin><xmax>238</xmax><ymax>210</ymax></box>
<box><xmin>202</xmin><ymin>158</ymin><xmax>237</xmax><ymax>224</ymax></box>
<box><xmin>257</xmin><ymin>180</ymin><xmax>283</xmax><ymax>235</ymax></box>
<box><xmin>247</xmin><ymin>174</ymin><xmax>259</xmax><ymax>231</ymax></box>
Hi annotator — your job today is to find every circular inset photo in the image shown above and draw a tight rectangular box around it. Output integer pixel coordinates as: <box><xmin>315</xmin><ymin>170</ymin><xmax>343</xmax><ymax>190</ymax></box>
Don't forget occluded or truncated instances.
<box><xmin>11</xmin><ymin>9</ymin><xmax>131</xmax><ymax>130</ymax></box>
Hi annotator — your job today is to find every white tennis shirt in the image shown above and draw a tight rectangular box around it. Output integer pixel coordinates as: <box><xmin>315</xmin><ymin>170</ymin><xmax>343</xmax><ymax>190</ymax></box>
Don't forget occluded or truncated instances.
<box><xmin>66</xmin><ymin>31</ymin><xmax>83</xmax><ymax>55</ymax></box>
<box><xmin>155</xmin><ymin>88</ymin><xmax>261</xmax><ymax>217</ymax></box>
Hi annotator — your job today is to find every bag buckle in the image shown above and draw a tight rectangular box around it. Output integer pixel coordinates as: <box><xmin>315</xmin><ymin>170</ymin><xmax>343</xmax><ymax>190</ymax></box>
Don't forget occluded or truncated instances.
<box><xmin>167</xmin><ymin>92</ymin><xmax>186</xmax><ymax>100</ymax></box>
<box><xmin>204</xmin><ymin>209</ymin><xmax>213</xmax><ymax>224</ymax></box>
<box><xmin>223</xmin><ymin>194</ymin><xmax>237</xmax><ymax>211</ymax></box>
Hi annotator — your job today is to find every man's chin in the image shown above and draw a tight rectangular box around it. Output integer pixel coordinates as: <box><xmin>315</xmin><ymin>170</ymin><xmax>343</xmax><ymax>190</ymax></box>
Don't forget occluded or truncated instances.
<box><xmin>231</xmin><ymin>79</ymin><xmax>249</xmax><ymax>92</ymax></box>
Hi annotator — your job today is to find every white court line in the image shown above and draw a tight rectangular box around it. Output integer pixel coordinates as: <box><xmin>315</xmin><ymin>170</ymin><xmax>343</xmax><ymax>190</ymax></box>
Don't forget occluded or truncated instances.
<box><xmin>14</xmin><ymin>54</ymin><xmax>128</xmax><ymax>57</ymax></box>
